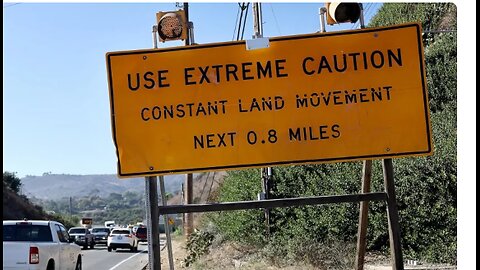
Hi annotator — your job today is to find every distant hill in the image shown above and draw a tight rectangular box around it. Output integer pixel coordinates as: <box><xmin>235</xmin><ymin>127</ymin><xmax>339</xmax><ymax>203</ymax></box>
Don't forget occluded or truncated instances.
<box><xmin>3</xmin><ymin>183</ymin><xmax>50</xmax><ymax>220</ymax></box>
<box><xmin>21</xmin><ymin>173</ymin><xmax>188</xmax><ymax>200</ymax></box>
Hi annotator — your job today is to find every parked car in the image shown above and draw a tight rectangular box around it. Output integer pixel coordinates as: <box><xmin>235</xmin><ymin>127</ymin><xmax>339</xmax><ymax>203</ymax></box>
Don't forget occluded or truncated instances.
<box><xmin>3</xmin><ymin>219</ymin><xmax>82</xmax><ymax>270</ymax></box>
<box><xmin>134</xmin><ymin>226</ymin><xmax>147</xmax><ymax>243</ymax></box>
<box><xmin>107</xmin><ymin>228</ymin><xmax>138</xmax><ymax>252</ymax></box>
<box><xmin>68</xmin><ymin>227</ymin><xmax>95</xmax><ymax>249</ymax></box>
<box><xmin>91</xmin><ymin>227</ymin><xmax>111</xmax><ymax>245</ymax></box>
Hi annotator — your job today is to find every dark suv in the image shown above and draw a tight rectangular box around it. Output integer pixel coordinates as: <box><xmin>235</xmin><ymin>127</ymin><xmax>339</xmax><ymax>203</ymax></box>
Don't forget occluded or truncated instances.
<box><xmin>134</xmin><ymin>227</ymin><xmax>147</xmax><ymax>242</ymax></box>
<box><xmin>91</xmin><ymin>227</ymin><xmax>111</xmax><ymax>245</ymax></box>
<box><xmin>68</xmin><ymin>227</ymin><xmax>95</xmax><ymax>249</ymax></box>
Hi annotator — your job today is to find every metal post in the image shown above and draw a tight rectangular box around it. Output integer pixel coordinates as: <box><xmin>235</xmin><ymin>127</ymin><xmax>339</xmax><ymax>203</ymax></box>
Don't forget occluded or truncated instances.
<box><xmin>183</xmin><ymin>2</ymin><xmax>194</xmax><ymax>238</ymax></box>
<box><xmin>184</xmin><ymin>2</ymin><xmax>190</xmax><ymax>46</ymax></box>
<box><xmin>355</xmin><ymin>160</ymin><xmax>372</xmax><ymax>270</ymax></box>
<box><xmin>184</xmin><ymin>173</ymin><xmax>193</xmax><ymax>236</ymax></box>
<box><xmin>188</xmin><ymin>22</ymin><xmax>195</xmax><ymax>45</ymax></box>
<box><xmin>152</xmin><ymin>25</ymin><xmax>158</xmax><ymax>49</ymax></box>
<box><xmin>353</xmin><ymin>6</ymin><xmax>369</xmax><ymax>267</ymax></box>
<box><xmin>252</xmin><ymin>2</ymin><xmax>271</xmax><ymax>236</ymax></box>
<box><xmin>145</xmin><ymin>176</ymin><xmax>161</xmax><ymax>270</ymax></box>
<box><xmin>159</xmin><ymin>176</ymin><xmax>175</xmax><ymax>270</ymax></box>
<box><xmin>144</xmin><ymin>25</ymin><xmax>161</xmax><ymax>270</ymax></box>
<box><xmin>383</xmin><ymin>159</ymin><xmax>404</xmax><ymax>270</ymax></box>
<box><xmin>359</xmin><ymin>3</ymin><xmax>366</xmax><ymax>29</ymax></box>
<box><xmin>319</xmin><ymin>7</ymin><xmax>327</xmax><ymax>32</ymax></box>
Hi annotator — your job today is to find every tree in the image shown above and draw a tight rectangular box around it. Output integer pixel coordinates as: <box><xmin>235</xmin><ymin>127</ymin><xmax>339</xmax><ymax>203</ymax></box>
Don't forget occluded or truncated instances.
<box><xmin>4</xmin><ymin>171</ymin><xmax>22</xmax><ymax>194</ymax></box>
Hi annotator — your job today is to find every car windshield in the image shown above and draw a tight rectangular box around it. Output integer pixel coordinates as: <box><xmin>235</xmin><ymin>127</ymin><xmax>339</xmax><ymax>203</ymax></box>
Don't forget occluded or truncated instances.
<box><xmin>3</xmin><ymin>224</ymin><xmax>53</xmax><ymax>242</ymax></box>
<box><xmin>69</xmin><ymin>228</ymin><xmax>86</xmax><ymax>234</ymax></box>
<box><xmin>92</xmin><ymin>228</ymin><xmax>110</xmax><ymax>233</ymax></box>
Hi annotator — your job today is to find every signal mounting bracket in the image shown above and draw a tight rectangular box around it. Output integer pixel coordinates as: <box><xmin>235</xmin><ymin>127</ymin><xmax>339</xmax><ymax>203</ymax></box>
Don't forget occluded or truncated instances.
<box><xmin>246</xmin><ymin>37</ymin><xmax>270</xmax><ymax>50</ymax></box>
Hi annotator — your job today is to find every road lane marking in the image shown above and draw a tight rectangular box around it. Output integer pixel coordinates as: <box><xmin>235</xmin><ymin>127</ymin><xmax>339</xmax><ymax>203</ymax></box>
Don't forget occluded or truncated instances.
<box><xmin>108</xmin><ymin>249</ymin><xmax>148</xmax><ymax>270</ymax></box>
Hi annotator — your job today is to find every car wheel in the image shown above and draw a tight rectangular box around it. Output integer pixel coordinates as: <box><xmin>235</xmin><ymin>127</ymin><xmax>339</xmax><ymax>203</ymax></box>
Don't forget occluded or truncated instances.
<box><xmin>75</xmin><ymin>256</ymin><xmax>82</xmax><ymax>270</ymax></box>
<box><xmin>47</xmin><ymin>260</ymin><xmax>55</xmax><ymax>270</ymax></box>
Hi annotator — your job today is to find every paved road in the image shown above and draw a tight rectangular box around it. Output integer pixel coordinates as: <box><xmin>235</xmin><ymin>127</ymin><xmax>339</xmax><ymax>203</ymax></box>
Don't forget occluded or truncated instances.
<box><xmin>81</xmin><ymin>243</ymin><xmax>150</xmax><ymax>270</ymax></box>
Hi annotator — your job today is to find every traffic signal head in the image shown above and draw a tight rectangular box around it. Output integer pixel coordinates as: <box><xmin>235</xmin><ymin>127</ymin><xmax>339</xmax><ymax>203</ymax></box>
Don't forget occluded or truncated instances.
<box><xmin>325</xmin><ymin>2</ymin><xmax>361</xmax><ymax>25</ymax></box>
<box><xmin>156</xmin><ymin>10</ymin><xmax>187</xmax><ymax>42</ymax></box>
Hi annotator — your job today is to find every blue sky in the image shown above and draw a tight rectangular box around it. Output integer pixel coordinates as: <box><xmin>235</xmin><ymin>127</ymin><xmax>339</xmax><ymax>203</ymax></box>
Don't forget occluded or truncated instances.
<box><xmin>4</xmin><ymin>1</ymin><xmax>384</xmax><ymax>177</ymax></box>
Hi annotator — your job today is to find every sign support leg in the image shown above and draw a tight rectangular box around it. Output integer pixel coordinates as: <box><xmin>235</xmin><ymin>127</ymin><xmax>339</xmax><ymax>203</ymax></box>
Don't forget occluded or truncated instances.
<box><xmin>159</xmin><ymin>176</ymin><xmax>175</xmax><ymax>270</ymax></box>
<box><xmin>145</xmin><ymin>176</ymin><xmax>161</xmax><ymax>270</ymax></box>
<box><xmin>355</xmin><ymin>160</ymin><xmax>372</xmax><ymax>270</ymax></box>
<box><xmin>261</xmin><ymin>168</ymin><xmax>271</xmax><ymax>237</ymax></box>
<box><xmin>184</xmin><ymin>173</ymin><xmax>193</xmax><ymax>237</ymax></box>
<box><xmin>383</xmin><ymin>159</ymin><xmax>404</xmax><ymax>270</ymax></box>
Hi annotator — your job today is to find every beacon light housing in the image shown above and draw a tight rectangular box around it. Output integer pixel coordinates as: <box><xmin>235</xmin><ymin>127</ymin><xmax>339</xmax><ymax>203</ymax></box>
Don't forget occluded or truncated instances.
<box><xmin>156</xmin><ymin>10</ymin><xmax>188</xmax><ymax>42</ymax></box>
<box><xmin>325</xmin><ymin>2</ymin><xmax>361</xmax><ymax>25</ymax></box>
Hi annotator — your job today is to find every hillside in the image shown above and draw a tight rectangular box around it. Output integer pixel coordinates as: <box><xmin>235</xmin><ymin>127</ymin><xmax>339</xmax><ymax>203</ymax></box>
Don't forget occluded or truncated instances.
<box><xmin>3</xmin><ymin>183</ymin><xmax>51</xmax><ymax>220</ymax></box>
<box><xmin>21</xmin><ymin>173</ymin><xmax>187</xmax><ymax>200</ymax></box>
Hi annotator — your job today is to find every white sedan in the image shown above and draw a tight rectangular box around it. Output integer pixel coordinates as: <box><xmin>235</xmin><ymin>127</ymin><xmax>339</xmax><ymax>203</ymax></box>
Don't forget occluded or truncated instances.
<box><xmin>107</xmin><ymin>228</ymin><xmax>138</xmax><ymax>252</ymax></box>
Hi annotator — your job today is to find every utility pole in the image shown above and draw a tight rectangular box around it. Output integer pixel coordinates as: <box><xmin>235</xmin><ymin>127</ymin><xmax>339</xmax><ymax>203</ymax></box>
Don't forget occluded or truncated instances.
<box><xmin>252</xmin><ymin>2</ymin><xmax>271</xmax><ymax>237</ymax></box>
<box><xmin>183</xmin><ymin>2</ymin><xmax>194</xmax><ymax>238</ymax></box>
<box><xmin>69</xmin><ymin>197</ymin><xmax>73</xmax><ymax>216</ymax></box>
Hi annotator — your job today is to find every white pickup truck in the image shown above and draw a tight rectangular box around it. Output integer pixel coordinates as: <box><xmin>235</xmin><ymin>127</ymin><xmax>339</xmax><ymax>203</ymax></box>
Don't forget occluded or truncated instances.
<box><xmin>3</xmin><ymin>220</ymin><xmax>82</xmax><ymax>270</ymax></box>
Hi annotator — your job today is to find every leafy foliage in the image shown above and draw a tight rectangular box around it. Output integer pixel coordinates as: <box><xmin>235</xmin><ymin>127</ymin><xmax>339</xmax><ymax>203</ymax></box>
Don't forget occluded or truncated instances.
<box><xmin>205</xmin><ymin>2</ymin><xmax>457</xmax><ymax>266</ymax></box>
<box><xmin>208</xmin><ymin>169</ymin><xmax>267</xmax><ymax>246</ymax></box>
<box><xmin>32</xmin><ymin>191</ymin><xmax>148</xmax><ymax>226</ymax></box>
<box><xmin>3</xmin><ymin>171</ymin><xmax>22</xmax><ymax>193</ymax></box>
<box><xmin>369</xmin><ymin>3</ymin><xmax>456</xmax><ymax>31</ymax></box>
<box><xmin>424</xmin><ymin>33</ymin><xmax>457</xmax><ymax>113</ymax></box>
<box><xmin>183</xmin><ymin>229</ymin><xmax>215</xmax><ymax>267</ymax></box>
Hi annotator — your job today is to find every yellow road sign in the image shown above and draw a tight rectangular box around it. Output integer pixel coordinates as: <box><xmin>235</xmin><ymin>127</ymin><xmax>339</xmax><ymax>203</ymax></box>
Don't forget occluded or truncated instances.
<box><xmin>106</xmin><ymin>23</ymin><xmax>432</xmax><ymax>178</ymax></box>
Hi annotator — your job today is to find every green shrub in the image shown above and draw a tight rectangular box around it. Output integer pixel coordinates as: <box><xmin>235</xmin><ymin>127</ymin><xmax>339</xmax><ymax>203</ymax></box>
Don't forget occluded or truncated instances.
<box><xmin>183</xmin><ymin>229</ymin><xmax>215</xmax><ymax>267</ymax></box>
<box><xmin>208</xmin><ymin>2</ymin><xmax>457</xmax><ymax>266</ymax></box>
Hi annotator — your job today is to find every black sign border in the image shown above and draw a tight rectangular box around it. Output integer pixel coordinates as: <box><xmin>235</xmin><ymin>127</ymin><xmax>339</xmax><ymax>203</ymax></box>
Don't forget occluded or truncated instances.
<box><xmin>106</xmin><ymin>23</ymin><xmax>432</xmax><ymax>178</ymax></box>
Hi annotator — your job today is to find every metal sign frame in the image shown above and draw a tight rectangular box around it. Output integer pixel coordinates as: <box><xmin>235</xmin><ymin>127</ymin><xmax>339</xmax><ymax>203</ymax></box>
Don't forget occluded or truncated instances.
<box><xmin>157</xmin><ymin>159</ymin><xmax>404</xmax><ymax>270</ymax></box>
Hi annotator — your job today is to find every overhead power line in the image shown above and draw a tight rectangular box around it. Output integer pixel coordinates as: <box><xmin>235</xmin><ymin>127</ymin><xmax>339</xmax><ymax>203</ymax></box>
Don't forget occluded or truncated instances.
<box><xmin>232</xmin><ymin>5</ymin><xmax>241</xmax><ymax>40</ymax></box>
<box><xmin>269</xmin><ymin>3</ymin><xmax>282</xmax><ymax>36</ymax></box>
<box><xmin>233</xmin><ymin>3</ymin><xmax>250</xmax><ymax>41</ymax></box>
<box><xmin>3</xmin><ymin>3</ymin><xmax>20</xmax><ymax>8</ymax></box>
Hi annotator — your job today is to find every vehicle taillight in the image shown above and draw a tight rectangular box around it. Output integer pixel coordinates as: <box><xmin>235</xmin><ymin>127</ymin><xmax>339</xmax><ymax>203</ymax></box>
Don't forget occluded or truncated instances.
<box><xmin>126</xmin><ymin>234</ymin><xmax>132</xmax><ymax>238</ymax></box>
<box><xmin>29</xmin><ymin>247</ymin><xmax>39</xmax><ymax>264</ymax></box>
